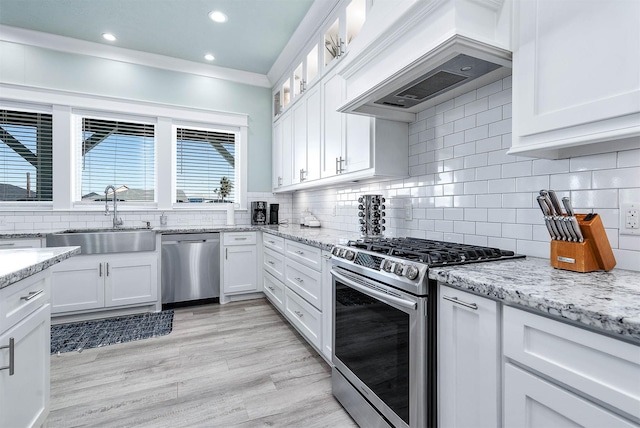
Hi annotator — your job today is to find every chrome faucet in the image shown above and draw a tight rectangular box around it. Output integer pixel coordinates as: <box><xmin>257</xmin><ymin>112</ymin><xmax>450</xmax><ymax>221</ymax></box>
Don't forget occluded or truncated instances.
<box><xmin>104</xmin><ymin>185</ymin><xmax>123</xmax><ymax>228</ymax></box>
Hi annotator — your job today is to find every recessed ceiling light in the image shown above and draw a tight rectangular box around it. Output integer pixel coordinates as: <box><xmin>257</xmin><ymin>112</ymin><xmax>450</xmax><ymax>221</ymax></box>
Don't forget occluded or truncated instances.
<box><xmin>204</xmin><ymin>54</ymin><xmax>215</xmax><ymax>61</ymax></box>
<box><xmin>208</xmin><ymin>11</ymin><xmax>228</xmax><ymax>23</ymax></box>
<box><xmin>102</xmin><ymin>33</ymin><xmax>117</xmax><ymax>42</ymax></box>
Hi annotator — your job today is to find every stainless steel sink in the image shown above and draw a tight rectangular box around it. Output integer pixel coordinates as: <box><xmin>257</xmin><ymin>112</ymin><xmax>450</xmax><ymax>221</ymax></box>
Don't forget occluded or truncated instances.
<box><xmin>46</xmin><ymin>228</ymin><xmax>156</xmax><ymax>254</ymax></box>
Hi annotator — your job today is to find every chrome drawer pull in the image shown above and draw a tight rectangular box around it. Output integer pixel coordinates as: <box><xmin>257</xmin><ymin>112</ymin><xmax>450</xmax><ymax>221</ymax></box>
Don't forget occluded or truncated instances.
<box><xmin>268</xmin><ymin>240</ymin><xmax>275</xmax><ymax>244</ymax></box>
<box><xmin>20</xmin><ymin>289</ymin><xmax>44</xmax><ymax>301</ymax></box>
<box><xmin>267</xmin><ymin>261</ymin><xmax>275</xmax><ymax>265</ymax></box>
<box><xmin>294</xmin><ymin>310</ymin><xmax>304</xmax><ymax>318</ymax></box>
<box><xmin>443</xmin><ymin>295</ymin><xmax>478</xmax><ymax>310</ymax></box>
<box><xmin>294</xmin><ymin>277</ymin><xmax>304</xmax><ymax>283</ymax></box>
<box><xmin>0</xmin><ymin>338</ymin><xmax>15</xmax><ymax>375</ymax></box>
<box><xmin>295</xmin><ymin>250</ymin><xmax>304</xmax><ymax>255</ymax></box>
<box><xmin>0</xmin><ymin>243</ymin><xmax>15</xmax><ymax>247</ymax></box>
<box><xmin>235</xmin><ymin>237</ymin><xmax>248</xmax><ymax>241</ymax></box>
<box><xmin>268</xmin><ymin>286</ymin><xmax>275</xmax><ymax>291</ymax></box>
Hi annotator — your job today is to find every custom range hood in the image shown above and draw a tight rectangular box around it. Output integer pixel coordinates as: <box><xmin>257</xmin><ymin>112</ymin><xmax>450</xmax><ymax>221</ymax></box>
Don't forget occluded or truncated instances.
<box><xmin>337</xmin><ymin>0</ymin><xmax>513</xmax><ymax>122</ymax></box>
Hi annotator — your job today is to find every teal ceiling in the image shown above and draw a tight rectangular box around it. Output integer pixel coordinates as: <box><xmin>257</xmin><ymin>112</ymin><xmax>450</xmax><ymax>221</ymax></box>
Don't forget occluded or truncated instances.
<box><xmin>0</xmin><ymin>0</ymin><xmax>314</xmax><ymax>74</ymax></box>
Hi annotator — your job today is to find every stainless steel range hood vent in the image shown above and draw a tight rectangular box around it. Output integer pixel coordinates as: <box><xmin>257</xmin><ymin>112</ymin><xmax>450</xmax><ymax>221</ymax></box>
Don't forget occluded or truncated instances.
<box><xmin>374</xmin><ymin>54</ymin><xmax>501</xmax><ymax>109</ymax></box>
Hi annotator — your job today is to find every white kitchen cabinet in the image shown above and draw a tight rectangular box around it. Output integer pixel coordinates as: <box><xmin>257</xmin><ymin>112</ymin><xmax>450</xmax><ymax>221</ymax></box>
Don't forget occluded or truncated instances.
<box><xmin>272</xmin><ymin>118</ymin><xmax>283</xmax><ymax>189</ymax></box>
<box><xmin>504</xmin><ymin>363</ymin><xmax>638</xmax><ymax>428</ymax></box>
<box><xmin>222</xmin><ymin>232</ymin><xmax>258</xmax><ymax>295</ymax></box>
<box><xmin>284</xmin><ymin>286</ymin><xmax>322</xmax><ymax>350</ymax></box>
<box><xmin>0</xmin><ymin>270</ymin><xmax>51</xmax><ymax>428</ymax></box>
<box><xmin>50</xmin><ymin>252</ymin><xmax>158</xmax><ymax>314</ymax></box>
<box><xmin>320</xmin><ymin>250</ymin><xmax>332</xmax><ymax>361</ymax></box>
<box><xmin>438</xmin><ymin>284</ymin><xmax>500</xmax><ymax>428</ymax></box>
<box><xmin>0</xmin><ymin>238</ymin><xmax>42</xmax><ymax>249</ymax></box>
<box><xmin>510</xmin><ymin>0</ymin><xmax>640</xmax><ymax>159</ymax></box>
<box><xmin>503</xmin><ymin>306</ymin><xmax>640</xmax><ymax>423</ymax></box>
<box><xmin>281</xmin><ymin>112</ymin><xmax>293</xmax><ymax>187</ymax></box>
<box><xmin>292</xmin><ymin>84</ymin><xmax>321</xmax><ymax>184</ymax></box>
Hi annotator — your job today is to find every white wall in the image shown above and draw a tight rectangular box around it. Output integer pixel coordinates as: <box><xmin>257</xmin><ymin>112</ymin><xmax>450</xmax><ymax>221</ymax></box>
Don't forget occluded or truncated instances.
<box><xmin>293</xmin><ymin>75</ymin><xmax>640</xmax><ymax>271</ymax></box>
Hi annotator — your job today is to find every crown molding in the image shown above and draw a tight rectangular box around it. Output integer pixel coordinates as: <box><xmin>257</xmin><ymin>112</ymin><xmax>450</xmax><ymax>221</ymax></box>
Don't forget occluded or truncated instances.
<box><xmin>0</xmin><ymin>25</ymin><xmax>271</xmax><ymax>88</ymax></box>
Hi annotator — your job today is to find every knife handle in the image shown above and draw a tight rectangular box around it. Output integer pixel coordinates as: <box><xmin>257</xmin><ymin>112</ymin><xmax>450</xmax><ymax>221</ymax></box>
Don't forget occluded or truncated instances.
<box><xmin>562</xmin><ymin>197</ymin><xmax>575</xmax><ymax>216</ymax></box>
<box><xmin>548</xmin><ymin>190</ymin><xmax>564</xmax><ymax>216</ymax></box>
<box><xmin>562</xmin><ymin>217</ymin><xmax>577</xmax><ymax>242</ymax></box>
<box><xmin>546</xmin><ymin>216</ymin><xmax>561</xmax><ymax>240</ymax></box>
<box><xmin>569</xmin><ymin>216</ymin><xmax>584</xmax><ymax>242</ymax></box>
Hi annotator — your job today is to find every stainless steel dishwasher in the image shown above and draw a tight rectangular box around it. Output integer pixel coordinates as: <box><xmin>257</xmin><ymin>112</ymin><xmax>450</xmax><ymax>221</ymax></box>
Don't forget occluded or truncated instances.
<box><xmin>161</xmin><ymin>233</ymin><xmax>220</xmax><ymax>306</ymax></box>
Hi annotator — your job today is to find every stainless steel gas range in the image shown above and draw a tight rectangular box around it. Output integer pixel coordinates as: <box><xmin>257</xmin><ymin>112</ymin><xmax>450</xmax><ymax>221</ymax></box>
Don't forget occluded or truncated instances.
<box><xmin>330</xmin><ymin>237</ymin><xmax>524</xmax><ymax>428</ymax></box>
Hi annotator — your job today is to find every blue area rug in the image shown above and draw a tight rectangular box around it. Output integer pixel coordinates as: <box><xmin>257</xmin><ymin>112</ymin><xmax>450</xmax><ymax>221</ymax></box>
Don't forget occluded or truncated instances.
<box><xmin>51</xmin><ymin>310</ymin><xmax>174</xmax><ymax>354</ymax></box>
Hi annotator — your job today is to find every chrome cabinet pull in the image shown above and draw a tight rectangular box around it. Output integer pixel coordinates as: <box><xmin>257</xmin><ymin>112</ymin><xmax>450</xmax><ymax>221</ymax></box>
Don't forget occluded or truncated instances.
<box><xmin>442</xmin><ymin>295</ymin><xmax>478</xmax><ymax>310</ymax></box>
<box><xmin>267</xmin><ymin>260</ymin><xmax>275</xmax><ymax>265</ymax></box>
<box><xmin>0</xmin><ymin>338</ymin><xmax>15</xmax><ymax>375</ymax></box>
<box><xmin>99</xmin><ymin>263</ymin><xmax>103</xmax><ymax>277</ymax></box>
<box><xmin>336</xmin><ymin>157</ymin><xmax>340</xmax><ymax>175</ymax></box>
<box><xmin>278</xmin><ymin>176</ymin><xmax>282</xmax><ymax>186</ymax></box>
<box><xmin>225</xmin><ymin>248</ymin><xmax>228</xmax><ymax>259</ymax></box>
<box><xmin>268</xmin><ymin>240</ymin><xmax>275</xmax><ymax>244</ymax></box>
<box><xmin>235</xmin><ymin>237</ymin><xmax>248</xmax><ymax>241</ymax></box>
<box><xmin>294</xmin><ymin>277</ymin><xmax>304</xmax><ymax>283</ymax></box>
<box><xmin>268</xmin><ymin>286</ymin><xmax>275</xmax><ymax>291</ymax></box>
<box><xmin>294</xmin><ymin>310</ymin><xmax>304</xmax><ymax>318</ymax></box>
<box><xmin>106</xmin><ymin>263</ymin><xmax>110</xmax><ymax>276</ymax></box>
<box><xmin>0</xmin><ymin>242</ymin><xmax>15</xmax><ymax>247</ymax></box>
<box><xmin>20</xmin><ymin>289</ymin><xmax>44</xmax><ymax>301</ymax></box>
<box><xmin>295</xmin><ymin>250</ymin><xmax>304</xmax><ymax>255</ymax></box>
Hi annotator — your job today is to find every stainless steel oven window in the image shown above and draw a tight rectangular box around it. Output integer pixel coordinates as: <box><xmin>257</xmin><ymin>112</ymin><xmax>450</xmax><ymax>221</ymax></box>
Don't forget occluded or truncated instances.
<box><xmin>331</xmin><ymin>267</ymin><xmax>428</xmax><ymax>428</ymax></box>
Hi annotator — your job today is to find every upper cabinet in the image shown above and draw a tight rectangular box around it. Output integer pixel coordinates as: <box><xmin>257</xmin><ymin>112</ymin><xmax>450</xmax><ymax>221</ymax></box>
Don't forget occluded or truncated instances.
<box><xmin>509</xmin><ymin>0</ymin><xmax>640</xmax><ymax>159</ymax></box>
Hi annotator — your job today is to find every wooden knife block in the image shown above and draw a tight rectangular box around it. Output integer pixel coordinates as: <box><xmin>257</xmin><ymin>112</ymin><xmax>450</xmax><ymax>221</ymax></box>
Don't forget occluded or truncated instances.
<box><xmin>550</xmin><ymin>214</ymin><xmax>616</xmax><ymax>272</ymax></box>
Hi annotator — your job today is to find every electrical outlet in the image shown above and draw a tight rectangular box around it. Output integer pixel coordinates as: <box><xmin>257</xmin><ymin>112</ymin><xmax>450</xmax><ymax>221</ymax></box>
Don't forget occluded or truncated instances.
<box><xmin>620</xmin><ymin>203</ymin><xmax>640</xmax><ymax>235</ymax></box>
<box><xmin>332</xmin><ymin>204</ymin><xmax>337</xmax><ymax>217</ymax></box>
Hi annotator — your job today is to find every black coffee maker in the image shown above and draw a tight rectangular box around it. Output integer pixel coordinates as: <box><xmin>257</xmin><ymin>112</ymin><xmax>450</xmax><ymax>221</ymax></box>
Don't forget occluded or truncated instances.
<box><xmin>251</xmin><ymin>201</ymin><xmax>267</xmax><ymax>225</ymax></box>
<box><xmin>269</xmin><ymin>204</ymin><xmax>279</xmax><ymax>225</ymax></box>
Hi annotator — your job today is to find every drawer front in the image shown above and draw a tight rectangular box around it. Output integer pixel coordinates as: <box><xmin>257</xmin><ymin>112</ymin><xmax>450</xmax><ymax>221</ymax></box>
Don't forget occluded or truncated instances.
<box><xmin>223</xmin><ymin>231</ymin><xmax>256</xmax><ymax>246</ymax></box>
<box><xmin>285</xmin><ymin>287</ymin><xmax>321</xmax><ymax>349</ymax></box>
<box><xmin>263</xmin><ymin>272</ymin><xmax>285</xmax><ymax>313</ymax></box>
<box><xmin>263</xmin><ymin>247</ymin><xmax>285</xmax><ymax>282</ymax></box>
<box><xmin>0</xmin><ymin>270</ymin><xmax>50</xmax><ymax>333</ymax></box>
<box><xmin>284</xmin><ymin>258</ymin><xmax>322</xmax><ymax>310</ymax></box>
<box><xmin>263</xmin><ymin>234</ymin><xmax>285</xmax><ymax>253</ymax></box>
<box><xmin>503</xmin><ymin>306</ymin><xmax>640</xmax><ymax>419</ymax></box>
<box><xmin>0</xmin><ymin>238</ymin><xmax>42</xmax><ymax>249</ymax></box>
<box><xmin>285</xmin><ymin>240</ymin><xmax>321</xmax><ymax>271</ymax></box>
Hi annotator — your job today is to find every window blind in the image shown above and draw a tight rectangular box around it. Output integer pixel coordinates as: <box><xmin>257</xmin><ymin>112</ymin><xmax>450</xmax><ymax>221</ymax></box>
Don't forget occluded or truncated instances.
<box><xmin>79</xmin><ymin>118</ymin><xmax>155</xmax><ymax>202</ymax></box>
<box><xmin>0</xmin><ymin>109</ymin><xmax>53</xmax><ymax>201</ymax></box>
<box><xmin>176</xmin><ymin>128</ymin><xmax>236</xmax><ymax>203</ymax></box>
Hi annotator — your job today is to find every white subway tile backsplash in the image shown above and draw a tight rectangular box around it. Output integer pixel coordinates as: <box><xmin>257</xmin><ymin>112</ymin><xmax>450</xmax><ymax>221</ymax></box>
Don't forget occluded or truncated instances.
<box><xmin>618</xmin><ymin>148</ymin><xmax>640</xmax><ymax>168</ymax></box>
<box><xmin>570</xmin><ymin>152</ymin><xmax>617</xmax><ymax>171</ymax></box>
<box><xmin>286</xmin><ymin>74</ymin><xmax>638</xmax><ymax>270</ymax></box>
<box><xmin>592</xmin><ymin>167</ymin><xmax>640</xmax><ymax>189</ymax></box>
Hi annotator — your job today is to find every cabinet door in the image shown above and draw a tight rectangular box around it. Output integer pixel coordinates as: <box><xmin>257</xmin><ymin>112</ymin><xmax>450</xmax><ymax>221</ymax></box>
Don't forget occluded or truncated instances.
<box><xmin>104</xmin><ymin>253</ymin><xmax>158</xmax><ymax>307</ymax></box>
<box><xmin>281</xmin><ymin>112</ymin><xmax>293</xmax><ymax>187</ymax></box>
<box><xmin>438</xmin><ymin>285</ymin><xmax>500</xmax><ymax>428</ymax></box>
<box><xmin>345</xmin><ymin>113</ymin><xmax>371</xmax><ymax>173</ymax></box>
<box><xmin>223</xmin><ymin>246</ymin><xmax>258</xmax><ymax>294</ymax></box>
<box><xmin>504</xmin><ymin>363</ymin><xmax>638</xmax><ymax>428</ymax></box>
<box><xmin>50</xmin><ymin>257</ymin><xmax>104</xmax><ymax>314</ymax></box>
<box><xmin>512</xmin><ymin>0</ymin><xmax>640</xmax><ymax>155</ymax></box>
<box><xmin>306</xmin><ymin>84</ymin><xmax>322</xmax><ymax>181</ymax></box>
<box><xmin>0</xmin><ymin>304</ymin><xmax>50</xmax><ymax>428</ymax></box>
<box><xmin>321</xmin><ymin>72</ymin><xmax>345</xmax><ymax>178</ymax></box>
<box><xmin>292</xmin><ymin>98</ymin><xmax>307</xmax><ymax>184</ymax></box>
<box><xmin>272</xmin><ymin>120</ymin><xmax>283</xmax><ymax>189</ymax></box>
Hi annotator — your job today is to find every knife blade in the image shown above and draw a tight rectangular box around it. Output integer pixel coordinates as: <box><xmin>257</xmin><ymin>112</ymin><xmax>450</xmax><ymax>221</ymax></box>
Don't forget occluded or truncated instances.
<box><xmin>548</xmin><ymin>190</ymin><xmax>564</xmax><ymax>216</ymax></box>
<box><xmin>562</xmin><ymin>197</ymin><xmax>584</xmax><ymax>242</ymax></box>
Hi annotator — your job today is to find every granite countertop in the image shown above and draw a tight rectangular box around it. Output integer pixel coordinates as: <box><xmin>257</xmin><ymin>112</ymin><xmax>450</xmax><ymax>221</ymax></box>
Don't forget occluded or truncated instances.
<box><xmin>260</xmin><ymin>224</ymin><xmax>361</xmax><ymax>251</ymax></box>
<box><xmin>430</xmin><ymin>257</ymin><xmax>640</xmax><ymax>342</ymax></box>
<box><xmin>0</xmin><ymin>246</ymin><xmax>81</xmax><ymax>290</ymax></box>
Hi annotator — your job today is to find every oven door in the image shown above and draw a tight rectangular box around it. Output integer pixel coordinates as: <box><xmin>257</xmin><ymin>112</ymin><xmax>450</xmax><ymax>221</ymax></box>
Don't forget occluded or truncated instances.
<box><xmin>331</xmin><ymin>266</ymin><xmax>428</xmax><ymax>428</ymax></box>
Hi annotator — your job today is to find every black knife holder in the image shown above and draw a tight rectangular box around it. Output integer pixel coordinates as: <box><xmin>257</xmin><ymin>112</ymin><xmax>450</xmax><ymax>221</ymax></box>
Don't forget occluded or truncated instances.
<box><xmin>550</xmin><ymin>214</ymin><xmax>616</xmax><ymax>272</ymax></box>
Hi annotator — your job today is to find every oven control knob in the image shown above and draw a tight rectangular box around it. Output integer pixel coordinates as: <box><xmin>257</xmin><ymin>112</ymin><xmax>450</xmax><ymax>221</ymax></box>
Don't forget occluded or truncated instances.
<box><xmin>394</xmin><ymin>263</ymin><xmax>404</xmax><ymax>276</ymax></box>
<box><xmin>382</xmin><ymin>259</ymin><xmax>393</xmax><ymax>272</ymax></box>
<box><xmin>331</xmin><ymin>247</ymin><xmax>339</xmax><ymax>256</ymax></box>
<box><xmin>345</xmin><ymin>250</ymin><xmax>355</xmax><ymax>261</ymax></box>
<box><xmin>405</xmin><ymin>265</ymin><xmax>420</xmax><ymax>280</ymax></box>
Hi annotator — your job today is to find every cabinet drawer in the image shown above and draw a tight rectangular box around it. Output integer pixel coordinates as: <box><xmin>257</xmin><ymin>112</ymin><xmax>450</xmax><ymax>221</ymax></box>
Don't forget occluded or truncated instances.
<box><xmin>263</xmin><ymin>272</ymin><xmax>285</xmax><ymax>313</ymax></box>
<box><xmin>285</xmin><ymin>240</ymin><xmax>321</xmax><ymax>271</ymax></box>
<box><xmin>263</xmin><ymin>234</ymin><xmax>285</xmax><ymax>253</ymax></box>
<box><xmin>504</xmin><ymin>363</ymin><xmax>637</xmax><ymax>428</ymax></box>
<box><xmin>223</xmin><ymin>232</ymin><xmax>256</xmax><ymax>246</ymax></box>
<box><xmin>284</xmin><ymin>287</ymin><xmax>321</xmax><ymax>349</ymax></box>
<box><xmin>263</xmin><ymin>247</ymin><xmax>285</xmax><ymax>283</ymax></box>
<box><xmin>0</xmin><ymin>238</ymin><xmax>42</xmax><ymax>249</ymax></box>
<box><xmin>503</xmin><ymin>306</ymin><xmax>640</xmax><ymax>420</ymax></box>
<box><xmin>0</xmin><ymin>270</ymin><xmax>50</xmax><ymax>333</ymax></box>
<box><xmin>284</xmin><ymin>258</ymin><xmax>322</xmax><ymax>310</ymax></box>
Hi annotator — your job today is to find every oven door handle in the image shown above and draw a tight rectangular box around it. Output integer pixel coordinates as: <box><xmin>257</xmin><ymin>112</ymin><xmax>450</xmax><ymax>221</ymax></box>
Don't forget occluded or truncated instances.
<box><xmin>331</xmin><ymin>269</ymin><xmax>417</xmax><ymax>310</ymax></box>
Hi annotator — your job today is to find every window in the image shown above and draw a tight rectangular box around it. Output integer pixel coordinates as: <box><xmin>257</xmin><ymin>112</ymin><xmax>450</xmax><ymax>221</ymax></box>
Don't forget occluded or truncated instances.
<box><xmin>175</xmin><ymin>127</ymin><xmax>236</xmax><ymax>203</ymax></box>
<box><xmin>77</xmin><ymin>116</ymin><xmax>155</xmax><ymax>203</ymax></box>
<box><xmin>0</xmin><ymin>109</ymin><xmax>53</xmax><ymax>202</ymax></box>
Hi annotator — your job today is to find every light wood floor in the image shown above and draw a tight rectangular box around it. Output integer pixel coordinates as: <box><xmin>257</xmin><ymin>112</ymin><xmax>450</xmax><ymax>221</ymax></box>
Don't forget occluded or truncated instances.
<box><xmin>45</xmin><ymin>299</ymin><xmax>357</xmax><ymax>428</ymax></box>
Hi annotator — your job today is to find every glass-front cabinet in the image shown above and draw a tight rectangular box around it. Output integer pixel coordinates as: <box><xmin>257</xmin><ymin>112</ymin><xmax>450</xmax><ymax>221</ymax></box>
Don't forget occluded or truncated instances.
<box><xmin>293</xmin><ymin>62</ymin><xmax>304</xmax><ymax>98</ymax></box>
<box><xmin>346</xmin><ymin>0</ymin><xmax>366</xmax><ymax>46</ymax></box>
<box><xmin>306</xmin><ymin>45</ymin><xmax>319</xmax><ymax>87</ymax></box>
<box><xmin>323</xmin><ymin>18</ymin><xmax>341</xmax><ymax>67</ymax></box>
